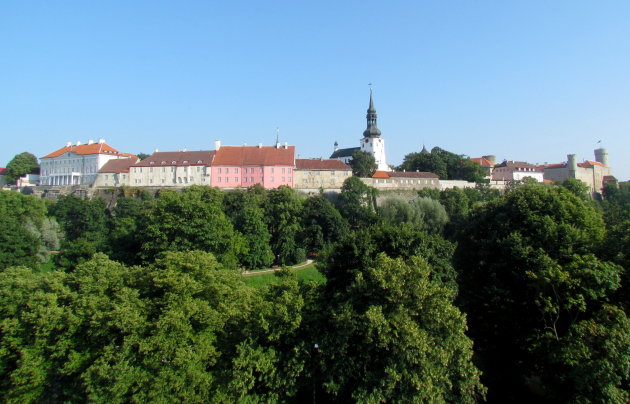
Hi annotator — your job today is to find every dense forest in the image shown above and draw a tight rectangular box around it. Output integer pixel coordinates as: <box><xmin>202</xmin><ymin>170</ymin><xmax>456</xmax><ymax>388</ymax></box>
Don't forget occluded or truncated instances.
<box><xmin>0</xmin><ymin>178</ymin><xmax>628</xmax><ymax>402</ymax></box>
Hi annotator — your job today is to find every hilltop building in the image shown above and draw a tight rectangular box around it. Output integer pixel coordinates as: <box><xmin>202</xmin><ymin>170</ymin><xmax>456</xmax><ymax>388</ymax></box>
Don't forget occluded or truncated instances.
<box><xmin>94</xmin><ymin>156</ymin><xmax>140</xmax><ymax>187</ymax></box>
<box><xmin>331</xmin><ymin>90</ymin><xmax>388</xmax><ymax>171</ymax></box>
<box><xmin>470</xmin><ymin>155</ymin><xmax>496</xmax><ymax>178</ymax></box>
<box><xmin>129</xmin><ymin>151</ymin><xmax>214</xmax><ymax>187</ymax></box>
<box><xmin>40</xmin><ymin>140</ymin><xmax>136</xmax><ymax>186</ymax></box>
<box><xmin>542</xmin><ymin>148</ymin><xmax>614</xmax><ymax>195</ymax></box>
<box><xmin>0</xmin><ymin>168</ymin><xmax>6</xmax><ymax>187</ymax></box>
<box><xmin>210</xmin><ymin>141</ymin><xmax>295</xmax><ymax>189</ymax></box>
<box><xmin>362</xmin><ymin>170</ymin><xmax>440</xmax><ymax>190</ymax></box>
<box><xmin>294</xmin><ymin>158</ymin><xmax>352</xmax><ymax>189</ymax></box>
<box><xmin>492</xmin><ymin>160</ymin><xmax>544</xmax><ymax>182</ymax></box>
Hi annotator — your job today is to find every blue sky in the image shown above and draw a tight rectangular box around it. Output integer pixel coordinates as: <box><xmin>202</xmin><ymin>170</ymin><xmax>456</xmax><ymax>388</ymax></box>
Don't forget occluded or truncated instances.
<box><xmin>2</xmin><ymin>1</ymin><xmax>629</xmax><ymax>179</ymax></box>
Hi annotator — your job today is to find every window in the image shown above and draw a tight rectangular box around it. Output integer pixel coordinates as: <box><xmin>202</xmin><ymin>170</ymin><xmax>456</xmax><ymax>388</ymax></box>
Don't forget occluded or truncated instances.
<box><xmin>282</xmin><ymin>177</ymin><xmax>285</xmax><ymax>182</ymax></box>
<box><xmin>260</xmin><ymin>177</ymin><xmax>263</xmax><ymax>182</ymax></box>
<box><xmin>218</xmin><ymin>177</ymin><xmax>221</xmax><ymax>182</ymax></box>
<box><xmin>162</xmin><ymin>167</ymin><xmax>165</xmax><ymax>172</ymax></box>
<box><xmin>226</xmin><ymin>168</ymin><xmax>229</xmax><ymax>173</ymax></box>
<box><xmin>235</xmin><ymin>168</ymin><xmax>238</xmax><ymax>173</ymax></box>
<box><xmin>288</xmin><ymin>177</ymin><xmax>291</xmax><ymax>182</ymax></box>
<box><xmin>196</xmin><ymin>167</ymin><xmax>200</xmax><ymax>172</ymax></box>
<box><xmin>282</xmin><ymin>168</ymin><xmax>285</xmax><ymax>174</ymax></box>
<box><xmin>244</xmin><ymin>177</ymin><xmax>247</xmax><ymax>183</ymax></box>
<box><xmin>271</xmin><ymin>168</ymin><xmax>274</xmax><ymax>173</ymax></box>
<box><xmin>235</xmin><ymin>177</ymin><xmax>238</xmax><ymax>182</ymax></box>
<box><xmin>162</xmin><ymin>179</ymin><xmax>165</xmax><ymax>183</ymax></box>
<box><xmin>250</xmin><ymin>177</ymin><xmax>254</xmax><ymax>182</ymax></box>
<box><xmin>150</xmin><ymin>167</ymin><xmax>153</xmax><ymax>172</ymax></box>
<box><xmin>259</xmin><ymin>167</ymin><xmax>263</xmax><ymax>173</ymax></box>
<box><xmin>288</xmin><ymin>168</ymin><xmax>292</xmax><ymax>173</ymax></box>
<box><xmin>218</xmin><ymin>168</ymin><xmax>222</xmax><ymax>174</ymax></box>
<box><xmin>271</xmin><ymin>177</ymin><xmax>274</xmax><ymax>182</ymax></box>
<box><xmin>149</xmin><ymin>179</ymin><xmax>153</xmax><ymax>184</ymax></box>
<box><xmin>225</xmin><ymin>177</ymin><xmax>228</xmax><ymax>182</ymax></box>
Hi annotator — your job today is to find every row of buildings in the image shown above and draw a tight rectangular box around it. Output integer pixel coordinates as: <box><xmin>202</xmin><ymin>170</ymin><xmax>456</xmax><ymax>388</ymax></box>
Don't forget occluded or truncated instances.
<box><xmin>2</xmin><ymin>91</ymin><xmax>617</xmax><ymax>196</ymax></box>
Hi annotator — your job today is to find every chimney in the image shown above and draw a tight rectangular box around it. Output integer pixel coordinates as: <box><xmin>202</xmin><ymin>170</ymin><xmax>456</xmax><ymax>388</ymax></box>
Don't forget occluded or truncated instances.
<box><xmin>258</xmin><ymin>143</ymin><xmax>263</xmax><ymax>148</ymax></box>
<box><xmin>153</xmin><ymin>149</ymin><xmax>159</xmax><ymax>153</ymax></box>
<box><xmin>98</xmin><ymin>138</ymin><xmax>105</xmax><ymax>144</ymax></box>
<box><xmin>284</xmin><ymin>141</ymin><xmax>288</xmax><ymax>149</ymax></box>
<box><xmin>76</xmin><ymin>140</ymin><xmax>82</xmax><ymax>146</ymax></box>
<box><xmin>88</xmin><ymin>139</ymin><xmax>94</xmax><ymax>145</ymax></box>
<box><xmin>214</xmin><ymin>140</ymin><xmax>221</xmax><ymax>150</ymax></box>
<box><xmin>66</xmin><ymin>141</ymin><xmax>72</xmax><ymax>147</ymax></box>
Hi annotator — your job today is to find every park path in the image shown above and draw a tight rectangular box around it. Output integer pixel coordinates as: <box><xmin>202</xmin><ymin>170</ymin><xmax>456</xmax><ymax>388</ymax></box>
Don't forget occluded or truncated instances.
<box><xmin>242</xmin><ymin>259</ymin><xmax>314</xmax><ymax>276</ymax></box>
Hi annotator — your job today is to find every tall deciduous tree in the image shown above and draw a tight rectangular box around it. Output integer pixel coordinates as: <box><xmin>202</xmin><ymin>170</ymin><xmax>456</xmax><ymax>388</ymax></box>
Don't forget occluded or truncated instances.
<box><xmin>264</xmin><ymin>186</ymin><xmax>304</xmax><ymax>265</ymax></box>
<box><xmin>349</xmin><ymin>150</ymin><xmax>377</xmax><ymax>177</ymax></box>
<box><xmin>315</xmin><ymin>254</ymin><xmax>485</xmax><ymax>403</ymax></box>
<box><xmin>5</xmin><ymin>152</ymin><xmax>39</xmax><ymax>184</ymax></box>
<box><xmin>455</xmin><ymin>185</ymin><xmax>628</xmax><ymax>402</ymax></box>
<box><xmin>337</xmin><ymin>176</ymin><xmax>378</xmax><ymax>228</ymax></box>
<box><xmin>299</xmin><ymin>195</ymin><xmax>349</xmax><ymax>253</ymax></box>
<box><xmin>139</xmin><ymin>186</ymin><xmax>245</xmax><ymax>269</ymax></box>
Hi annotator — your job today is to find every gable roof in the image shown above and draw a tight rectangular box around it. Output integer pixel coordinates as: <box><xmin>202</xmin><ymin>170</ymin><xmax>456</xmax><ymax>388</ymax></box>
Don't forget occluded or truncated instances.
<box><xmin>330</xmin><ymin>147</ymin><xmax>360</xmax><ymax>159</ymax></box>
<box><xmin>42</xmin><ymin>142</ymin><xmax>122</xmax><ymax>158</ymax></box>
<box><xmin>470</xmin><ymin>157</ymin><xmax>494</xmax><ymax>167</ymax></box>
<box><xmin>98</xmin><ymin>157</ymin><xmax>139</xmax><ymax>173</ymax></box>
<box><xmin>295</xmin><ymin>159</ymin><xmax>351</xmax><ymax>170</ymax></box>
<box><xmin>372</xmin><ymin>171</ymin><xmax>439</xmax><ymax>179</ymax></box>
<box><xmin>495</xmin><ymin>160</ymin><xmax>541</xmax><ymax>171</ymax></box>
<box><xmin>213</xmin><ymin>145</ymin><xmax>295</xmax><ymax>166</ymax></box>
<box><xmin>135</xmin><ymin>151</ymin><xmax>215</xmax><ymax>167</ymax></box>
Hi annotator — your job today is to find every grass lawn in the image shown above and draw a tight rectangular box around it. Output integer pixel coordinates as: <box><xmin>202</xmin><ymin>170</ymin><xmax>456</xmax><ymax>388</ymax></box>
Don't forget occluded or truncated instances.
<box><xmin>243</xmin><ymin>263</ymin><xmax>326</xmax><ymax>288</ymax></box>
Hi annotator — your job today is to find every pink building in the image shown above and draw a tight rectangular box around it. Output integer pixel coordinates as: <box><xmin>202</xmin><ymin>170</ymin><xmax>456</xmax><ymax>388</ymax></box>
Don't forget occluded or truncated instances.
<box><xmin>210</xmin><ymin>142</ymin><xmax>295</xmax><ymax>189</ymax></box>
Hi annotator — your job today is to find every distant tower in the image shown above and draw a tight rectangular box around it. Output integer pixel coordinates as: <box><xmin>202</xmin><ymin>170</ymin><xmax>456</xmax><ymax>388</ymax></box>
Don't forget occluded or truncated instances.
<box><xmin>359</xmin><ymin>89</ymin><xmax>388</xmax><ymax>171</ymax></box>
<box><xmin>594</xmin><ymin>148</ymin><xmax>609</xmax><ymax>166</ymax></box>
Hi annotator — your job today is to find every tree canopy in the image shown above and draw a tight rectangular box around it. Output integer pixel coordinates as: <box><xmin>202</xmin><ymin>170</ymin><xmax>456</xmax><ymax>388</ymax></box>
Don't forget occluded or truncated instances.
<box><xmin>4</xmin><ymin>152</ymin><xmax>40</xmax><ymax>184</ymax></box>
<box><xmin>398</xmin><ymin>147</ymin><xmax>485</xmax><ymax>182</ymax></box>
<box><xmin>349</xmin><ymin>150</ymin><xmax>377</xmax><ymax>177</ymax></box>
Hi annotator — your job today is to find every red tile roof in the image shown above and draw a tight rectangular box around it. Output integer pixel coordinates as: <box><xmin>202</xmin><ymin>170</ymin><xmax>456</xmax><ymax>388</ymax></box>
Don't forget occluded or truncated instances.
<box><xmin>372</xmin><ymin>171</ymin><xmax>439</xmax><ymax>179</ymax></box>
<box><xmin>213</xmin><ymin>145</ymin><xmax>295</xmax><ymax>166</ymax></box>
<box><xmin>42</xmin><ymin>142</ymin><xmax>121</xmax><ymax>158</ymax></box>
<box><xmin>579</xmin><ymin>160</ymin><xmax>605</xmax><ymax>168</ymax></box>
<box><xmin>0</xmin><ymin>168</ymin><xmax>6</xmax><ymax>175</ymax></box>
<box><xmin>98</xmin><ymin>157</ymin><xmax>139</xmax><ymax>173</ymax></box>
<box><xmin>495</xmin><ymin>160</ymin><xmax>541</xmax><ymax>171</ymax></box>
<box><xmin>135</xmin><ymin>151</ymin><xmax>215</xmax><ymax>167</ymax></box>
<box><xmin>295</xmin><ymin>159</ymin><xmax>351</xmax><ymax>170</ymax></box>
<box><xmin>542</xmin><ymin>163</ymin><xmax>565</xmax><ymax>169</ymax></box>
<box><xmin>470</xmin><ymin>157</ymin><xmax>494</xmax><ymax>167</ymax></box>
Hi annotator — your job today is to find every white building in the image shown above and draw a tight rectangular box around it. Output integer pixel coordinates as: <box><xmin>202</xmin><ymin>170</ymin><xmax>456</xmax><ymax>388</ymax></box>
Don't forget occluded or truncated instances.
<box><xmin>331</xmin><ymin>90</ymin><xmax>388</xmax><ymax>171</ymax></box>
<box><xmin>93</xmin><ymin>157</ymin><xmax>139</xmax><ymax>187</ymax></box>
<box><xmin>492</xmin><ymin>160</ymin><xmax>544</xmax><ymax>182</ymax></box>
<box><xmin>40</xmin><ymin>140</ymin><xmax>136</xmax><ymax>186</ymax></box>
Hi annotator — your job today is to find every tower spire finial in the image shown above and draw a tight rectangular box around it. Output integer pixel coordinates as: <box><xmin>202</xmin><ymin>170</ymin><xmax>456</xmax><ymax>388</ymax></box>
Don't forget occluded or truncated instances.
<box><xmin>363</xmin><ymin>89</ymin><xmax>381</xmax><ymax>138</ymax></box>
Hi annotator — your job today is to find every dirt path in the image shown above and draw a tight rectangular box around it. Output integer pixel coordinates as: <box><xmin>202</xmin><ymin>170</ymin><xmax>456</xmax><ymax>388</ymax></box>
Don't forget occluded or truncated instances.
<box><xmin>242</xmin><ymin>259</ymin><xmax>314</xmax><ymax>276</ymax></box>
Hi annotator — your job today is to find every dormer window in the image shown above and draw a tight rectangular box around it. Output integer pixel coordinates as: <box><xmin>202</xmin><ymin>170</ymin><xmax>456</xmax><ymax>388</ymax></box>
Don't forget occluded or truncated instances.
<box><xmin>183</xmin><ymin>160</ymin><xmax>188</xmax><ymax>164</ymax></box>
<box><xmin>161</xmin><ymin>161</ymin><xmax>166</xmax><ymax>165</ymax></box>
<box><xmin>197</xmin><ymin>160</ymin><xmax>202</xmax><ymax>164</ymax></box>
<box><xmin>172</xmin><ymin>161</ymin><xmax>176</xmax><ymax>164</ymax></box>
<box><xmin>150</xmin><ymin>162</ymin><xmax>154</xmax><ymax>165</ymax></box>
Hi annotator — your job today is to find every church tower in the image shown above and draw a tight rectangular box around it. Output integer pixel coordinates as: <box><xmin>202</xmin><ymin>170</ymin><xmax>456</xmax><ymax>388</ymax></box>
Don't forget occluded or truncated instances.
<box><xmin>360</xmin><ymin>89</ymin><xmax>388</xmax><ymax>171</ymax></box>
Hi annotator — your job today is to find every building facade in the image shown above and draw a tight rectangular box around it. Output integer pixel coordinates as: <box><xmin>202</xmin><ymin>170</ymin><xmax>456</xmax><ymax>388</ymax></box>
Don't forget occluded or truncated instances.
<box><xmin>94</xmin><ymin>157</ymin><xmax>139</xmax><ymax>187</ymax></box>
<box><xmin>363</xmin><ymin>170</ymin><xmax>440</xmax><ymax>190</ymax></box>
<box><xmin>40</xmin><ymin>140</ymin><xmax>136</xmax><ymax>186</ymax></box>
<box><xmin>294</xmin><ymin>158</ymin><xmax>352</xmax><ymax>189</ymax></box>
<box><xmin>492</xmin><ymin>160</ymin><xmax>544</xmax><ymax>182</ymax></box>
<box><xmin>542</xmin><ymin>148</ymin><xmax>613</xmax><ymax>195</ymax></box>
<box><xmin>128</xmin><ymin>151</ymin><xmax>214</xmax><ymax>187</ymax></box>
<box><xmin>210</xmin><ymin>142</ymin><xmax>295</xmax><ymax>189</ymax></box>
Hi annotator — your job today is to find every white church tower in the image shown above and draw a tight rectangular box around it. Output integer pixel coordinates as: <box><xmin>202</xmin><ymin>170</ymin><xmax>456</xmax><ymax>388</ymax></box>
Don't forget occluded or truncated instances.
<box><xmin>360</xmin><ymin>89</ymin><xmax>388</xmax><ymax>171</ymax></box>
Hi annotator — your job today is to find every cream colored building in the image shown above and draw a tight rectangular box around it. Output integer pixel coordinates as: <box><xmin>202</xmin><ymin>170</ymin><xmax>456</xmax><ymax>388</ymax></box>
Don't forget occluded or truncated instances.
<box><xmin>294</xmin><ymin>159</ymin><xmax>352</xmax><ymax>189</ymax></box>
<box><xmin>93</xmin><ymin>157</ymin><xmax>139</xmax><ymax>187</ymax></box>
<box><xmin>492</xmin><ymin>160</ymin><xmax>544</xmax><ymax>182</ymax></box>
<box><xmin>128</xmin><ymin>151</ymin><xmax>214</xmax><ymax>187</ymax></box>
<box><xmin>363</xmin><ymin>171</ymin><xmax>440</xmax><ymax>190</ymax></box>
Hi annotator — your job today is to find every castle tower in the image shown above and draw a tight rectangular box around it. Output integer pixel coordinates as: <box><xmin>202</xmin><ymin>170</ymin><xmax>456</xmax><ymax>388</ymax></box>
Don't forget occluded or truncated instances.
<box><xmin>360</xmin><ymin>89</ymin><xmax>388</xmax><ymax>171</ymax></box>
<box><xmin>594</xmin><ymin>148</ymin><xmax>609</xmax><ymax>166</ymax></box>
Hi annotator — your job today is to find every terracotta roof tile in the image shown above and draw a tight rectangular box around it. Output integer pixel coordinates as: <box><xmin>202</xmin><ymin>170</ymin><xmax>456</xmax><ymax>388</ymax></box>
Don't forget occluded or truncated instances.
<box><xmin>579</xmin><ymin>160</ymin><xmax>605</xmax><ymax>168</ymax></box>
<box><xmin>42</xmin><ymin>143</ymin><xmax>121</xmax><ymax>158</ymax></box>
<box><xmin>0</xmin><ymin>168</ymin><xmax>6</xmax><ymax>175</ymax></box>
<box><xmin>470</xmin><ymin>157</ymin><xmax>493</xmax><ymax>166</ymax></box>
<box><xmin>295</xmin><ymin>159</ymin><xmax>351</xmax><ymax>170</ymax></box>
<box><xmin>135</xmin><ymin>151</ymin><xmax>215</xmax><ymax>167</ymax></box>
<box><xmin>98</xmin><ymin>157</ymin><xmax>139</xmax><ymax>174</ymax></box>
<box><xmin>372</xmin><ymin>171</ymin><xmax>390</xmax><ymax>178</ymax></box>
<box><xmin>213</xmin><ymin>146</ymin><xmax>295</xmax><ymax>166</ymax></box>
<box><xmin>543</xmin><ymin>163</ymin><xmax>566</xmax><ymax>169</ymax></box>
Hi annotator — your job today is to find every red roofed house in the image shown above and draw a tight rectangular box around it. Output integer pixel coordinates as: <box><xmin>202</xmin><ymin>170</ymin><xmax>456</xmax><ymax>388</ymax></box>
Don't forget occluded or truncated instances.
<box><xmin>210</xmin><ymin>141</ymin><xmax>295</xmax><ymax>189</ymax></box>
<box><xmin>129</xmin><ymin>150</ymin><xmax>215</xmax><ymax>187</ymax></box>
<box><xmin>94</xmin><ymin>156</ymin><xmax>140</xmax><ymax>187</ymax></box>
<box><xmin>0</xmin><ymin>168</ymin><xmax>6</xmax><ymax>187</ymax></box>
<box><xmin>294</xmin><ymin>158</ymin><xmax>352</xmax><ymax>189</ymax></box>
<box><xmin>542</xmin><ymin>148</ymin><xmax>614</xmax><ymax>195</ymax></box>
<box><xmin>365</xmin><ymin>170</ymin><xmax>440</xmax><ymax>190</ymax></box>
<box><xmin>40</xmin><ymin>139</ymin><xmax>136</xmax><ymax>186</ymax></box>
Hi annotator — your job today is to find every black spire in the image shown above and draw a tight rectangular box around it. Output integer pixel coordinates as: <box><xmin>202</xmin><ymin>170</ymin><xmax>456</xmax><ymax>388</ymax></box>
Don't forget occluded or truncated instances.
<box><xmin>363</xmin><ymin>89</ymin><xmax>381</xmax><ymax>138</ymax></box>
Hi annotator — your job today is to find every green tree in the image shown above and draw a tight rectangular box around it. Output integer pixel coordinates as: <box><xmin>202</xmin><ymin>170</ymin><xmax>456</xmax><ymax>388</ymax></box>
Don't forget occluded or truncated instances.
<box><xmin>139</xmin><ymin>186</ymin><xmax>245</xmax><ymax>269</ymax></box>
<box><xmin>561</xmin><ymin>178</ymin><xmax>591</xmax><ymax>201</ymax></box>
<box><xmin>398</xmin><ymin>152</ymin><xmax>448</xmax><ymax>179</ymax></box>
<box><xmin>337</xmin><ymin>176</ymin><xmax>378</xmax><ymax>228</ymax></box>
<box><xmin>264</xmin><ymin>186</ymin><xmax>304</xmax><ymax>265</ymax></box>
<box><xmin>349</xmin><ymin>150</ymin><xmax>377</xmax><ymax>177</ymax></box>
<box><xmin>299</xmin><ymin>194</ymin><xmax>349</xmax><ymax>253</ymax></box>
<box><xmin>236</xmin><ymin>203</ymin><xmax>274</xmax><ymax>269</ymax></box>
<box><xmin>315</xmin><ymin>254</ymin><xmax>485</xmax><ymax>402</ymax></box>
<box><xmin>5</xmin><ymin>152</ymin><xmax>39</xmax><ymax>184</ymax></box>
<box><xmin>455</xmin><ymin>185</ymin><xmax>626</xmax><ymax>402</ymax></box>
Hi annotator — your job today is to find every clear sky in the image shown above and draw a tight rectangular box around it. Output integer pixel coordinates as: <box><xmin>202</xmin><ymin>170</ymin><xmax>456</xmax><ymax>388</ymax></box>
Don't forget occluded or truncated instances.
<box><xmin>2</xmin><ymin>1</ymin><xmax>629</xmax><ymax>180</ymax></box>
